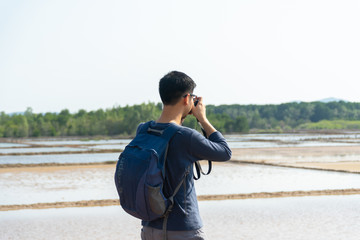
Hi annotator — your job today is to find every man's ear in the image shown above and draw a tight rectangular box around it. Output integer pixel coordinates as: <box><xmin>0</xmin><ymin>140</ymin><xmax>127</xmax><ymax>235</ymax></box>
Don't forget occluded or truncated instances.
<box><xmin>183</xmin><ymin>94</ymin><xmax>190</xmax><ymax>105</ymax></box>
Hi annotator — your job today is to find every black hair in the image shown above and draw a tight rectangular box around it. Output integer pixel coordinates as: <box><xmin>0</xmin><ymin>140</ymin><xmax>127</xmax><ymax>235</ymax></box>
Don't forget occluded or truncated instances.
<box><xmin>159</xmin><ymin>71</ymin><xmax>196</xmax><ymax>105</ymax></box>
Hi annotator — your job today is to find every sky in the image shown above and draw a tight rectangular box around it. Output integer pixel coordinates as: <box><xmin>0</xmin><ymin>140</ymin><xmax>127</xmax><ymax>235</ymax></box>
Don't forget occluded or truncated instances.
<box><xmin>1</xmin><ymin>0</ymin><xmax>359</xmax><ymax>113</ymax></box>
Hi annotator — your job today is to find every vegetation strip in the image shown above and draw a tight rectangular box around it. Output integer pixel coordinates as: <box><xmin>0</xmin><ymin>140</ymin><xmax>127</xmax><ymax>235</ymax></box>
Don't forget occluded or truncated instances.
<box><xmin>1</xmin><ymin>189</ymin><xmax>360</xmax><ymax>211</ymax></box>
<box><xmin>2</xmin><ymin>101</ymin><xmax>360</xmax><ymax>139</ymax></box>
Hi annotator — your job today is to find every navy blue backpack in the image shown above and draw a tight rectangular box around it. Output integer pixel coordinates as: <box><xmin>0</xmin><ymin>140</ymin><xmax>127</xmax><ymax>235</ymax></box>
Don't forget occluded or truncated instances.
<box><xmin>114</xmin><ymin>121</ymin><xmax>184</xmax><ymax>223</ymax></box>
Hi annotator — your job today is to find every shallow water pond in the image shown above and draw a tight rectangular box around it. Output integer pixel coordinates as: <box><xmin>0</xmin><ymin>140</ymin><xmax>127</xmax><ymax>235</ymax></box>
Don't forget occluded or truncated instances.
<box><xmin>0</xmin><ymin>143</ymin><xmax>30</xmax><ymax>148</ymax></box>
<box><xmin>0</xmin><ymin>153</ymin><xmax>119</xmax><ymax>165</ymax></box>
<box><xmin>23</xmin><ymin>139</ymin><xmax>131</xmax><ymax>146</ymax></box>
<box><xmin>0</xmin><ymin>147</ymin><xmax>89</xmax><ymax>154</ymax></box>
<box><xmin>1</xmin><ymin>195</ymin><xmax>359</xmax><ymax>240</ymax></box>
<box><xmin>1</xmin><ymin>163</ymin><xmax>360</xmax><ymax>205</ymax></box>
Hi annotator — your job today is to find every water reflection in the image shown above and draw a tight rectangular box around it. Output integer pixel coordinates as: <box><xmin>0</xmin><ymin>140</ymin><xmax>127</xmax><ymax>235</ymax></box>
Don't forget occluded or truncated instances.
<box><xmin>0</xmin><ymin>153</ymin><xmax>119</xmax><ymax>165</ymax></box>
<box><xmin>226</xmin><ymin>133</ymin><xmax>360</xmax><ymax>148</ymax></box>
<box><xmin>196</xmin><ymin>163</ymin><xmax>360</xmax><ymax>195</ymax></box>
<box><xmin>25</xmin><ymin>139</ymin><xmax>131</xmax><ymax>146</ymax></box>
<box><xmin>1</xmin><ymin>195</ymin><xmax>359</xmax><ymax>240</ymax></box>
<box><xmin>0</xmin><ymin>133</ymin><xmax>359</xmax><ymax>156</ymax></box>
<box><xmin>0</xmin><ymin>143</ymin><xmax>29</xmax><ymax>148</ymax></box>
<box><xmin>1</xmin><ymin>163</ymin><xmax>360</xmax><ymax>205</ymax></box>
<box><xmin>0</xmin><ymin>147</ymin><xmax>89</xmax><ymax>154</ymax></box>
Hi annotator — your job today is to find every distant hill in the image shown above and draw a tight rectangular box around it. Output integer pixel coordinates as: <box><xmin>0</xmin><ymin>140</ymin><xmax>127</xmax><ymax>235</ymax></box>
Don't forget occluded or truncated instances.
<box><xmin>318</xmin><ymin>97</ymin><xmax>348</xmax><ymax>103</ymax></box>
<box><xmin>290</xmin><ymin>98</ymin><xmax>348</xmax><ymax>104</ymax></box>
<box><xmin>7</xmin><ymin>111</ymin><xmax>25</xmax><ymax>116</ymax></box>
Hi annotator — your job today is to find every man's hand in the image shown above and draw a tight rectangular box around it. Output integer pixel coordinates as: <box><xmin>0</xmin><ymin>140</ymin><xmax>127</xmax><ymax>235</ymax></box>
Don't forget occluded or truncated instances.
<box><xmin>191</xmin><ymin>97</ymin><xmax>217</xmax><ymax>136</ymax></box>
<box><xmin>191</xmin><ymin>97</ymin><xmax>206</xmax><ymax>122</ymax></box>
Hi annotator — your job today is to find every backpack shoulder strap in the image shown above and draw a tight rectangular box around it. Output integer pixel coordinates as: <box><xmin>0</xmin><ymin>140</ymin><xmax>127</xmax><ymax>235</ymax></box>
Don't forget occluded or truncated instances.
<box><xmin>147</xmin><ymin>123</ymin><xmax>180</xmax><ymax>141</ymax></box>
<box><xmin>150</xmin><ymin>123</ymin><xmax>180</xmax><ymax>179</ymax></box>
<box><xmin>136</xmin><ymin>121</ymin><xmax>152</xmax><ymax>135</ymax></box>
<box><xmin>162</xmin><ymin>170</ymin><xmax>187</xmax><ymax>240</ymax></box>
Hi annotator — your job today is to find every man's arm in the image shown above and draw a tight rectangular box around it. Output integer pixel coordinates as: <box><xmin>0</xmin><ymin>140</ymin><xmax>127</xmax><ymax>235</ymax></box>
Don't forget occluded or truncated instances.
<box><xmin>190</xmin><ymin>128</ymin><xmax>232</xmax><ymax>162</ymax></box>
<box><xmin>190</xmin><ymin>96</ymin><xmax>232</xmax><ymax>161</ymax></box>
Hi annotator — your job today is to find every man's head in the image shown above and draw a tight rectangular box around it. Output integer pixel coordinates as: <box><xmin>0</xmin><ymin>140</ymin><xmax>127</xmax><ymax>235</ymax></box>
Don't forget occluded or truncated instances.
<box><xmin>159</xmin><ymin>71</ymin><xmax>196</xmax><ymax>106</ymax></box>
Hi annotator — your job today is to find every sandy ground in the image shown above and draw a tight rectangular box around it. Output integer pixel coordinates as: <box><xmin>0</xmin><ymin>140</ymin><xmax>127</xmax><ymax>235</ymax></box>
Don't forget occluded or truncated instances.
<box><xmin>289</xmin><ymin>161</ymin><xmax>360</xmax><ymax>172</ymax></box>
<box><xmin>231</xmin><ymin>145</ymin><xmax>360</xmax><ymax>173</ymax></box>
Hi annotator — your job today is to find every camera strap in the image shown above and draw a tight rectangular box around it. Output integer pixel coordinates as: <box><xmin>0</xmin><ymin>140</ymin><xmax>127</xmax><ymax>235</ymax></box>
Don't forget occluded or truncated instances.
<box><xmin>193</xmin><ymin>119</ymin><xmax>212</xmax><ymax>180</ymax></box>
<box><xmin>193</xmin><ymin>160</ymin><xmax>212</xmax><ymax>180</ymax></box>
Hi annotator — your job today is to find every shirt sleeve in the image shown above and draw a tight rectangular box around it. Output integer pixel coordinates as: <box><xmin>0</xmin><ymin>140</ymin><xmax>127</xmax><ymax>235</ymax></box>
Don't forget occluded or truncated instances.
<box><xmin>189</xmin><ymin>130</ymin><xmax>232</xmax><ymax>162</ymax></box>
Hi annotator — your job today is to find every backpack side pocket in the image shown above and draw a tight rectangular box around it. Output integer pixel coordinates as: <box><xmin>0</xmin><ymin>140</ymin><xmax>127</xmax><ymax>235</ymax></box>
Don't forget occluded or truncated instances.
<box><xmin>146</xmin><ymin>184</ymin><xmax>167</xmax><ymax>216</ymax></box>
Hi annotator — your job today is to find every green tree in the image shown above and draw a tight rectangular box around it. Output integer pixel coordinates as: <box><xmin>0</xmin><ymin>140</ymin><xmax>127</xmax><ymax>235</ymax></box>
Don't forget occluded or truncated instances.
<box><xmin>310</xmin><ymin>103</ymin><xmax>332</xmax><ymax>122</ymax></box>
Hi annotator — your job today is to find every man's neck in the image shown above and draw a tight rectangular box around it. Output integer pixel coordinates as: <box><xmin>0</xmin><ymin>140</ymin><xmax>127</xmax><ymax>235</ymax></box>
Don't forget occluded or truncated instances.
<box><xmin>156</xmin><ymin>105</ymin><xmax>183</xmax><ymax>125</ymax></box>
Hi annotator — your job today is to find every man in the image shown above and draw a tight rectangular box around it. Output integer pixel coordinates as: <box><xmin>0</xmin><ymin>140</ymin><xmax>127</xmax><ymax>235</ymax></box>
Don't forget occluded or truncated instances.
<box><xmin>141</xmin><ymin>71</ymin><xmax>232</xmax><ymax>240</ymax></box>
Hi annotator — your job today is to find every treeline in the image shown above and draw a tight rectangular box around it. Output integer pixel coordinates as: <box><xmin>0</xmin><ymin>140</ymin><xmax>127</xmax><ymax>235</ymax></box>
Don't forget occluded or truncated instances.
<box><xmin>1</xmin><ymin>101</ymin><xmax>360</xmax><ymax>138</ymax></box>
<box><xmin>0</xmin><ymin>103</ymin><xmax>163</xmax><ymax>138</ymax></box>
<box><xmin>206</xmin><ymin>101</ymin><xmax>360</xmax><ymax>131</ymax></box>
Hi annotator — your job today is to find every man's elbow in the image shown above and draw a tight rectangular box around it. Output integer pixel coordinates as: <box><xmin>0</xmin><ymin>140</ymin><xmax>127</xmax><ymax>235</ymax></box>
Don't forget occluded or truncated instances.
<box><xmin>223</xmin><ymin>147</ymin><xmax>232</xmax><ymax>161</ymax></box>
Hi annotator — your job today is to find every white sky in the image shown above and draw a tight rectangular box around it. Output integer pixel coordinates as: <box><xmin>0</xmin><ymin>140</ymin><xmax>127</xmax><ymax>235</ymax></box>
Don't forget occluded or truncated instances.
<box><xmin>1</xmin><ymin>0</ymin><xmax>359</xmax><ymax>113</ymax></box>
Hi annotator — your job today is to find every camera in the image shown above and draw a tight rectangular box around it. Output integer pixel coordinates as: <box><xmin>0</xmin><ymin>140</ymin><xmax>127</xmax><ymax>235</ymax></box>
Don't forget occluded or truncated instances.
<box><xmin>194</xmin><ymin>99</ymin><xmax>199</xmax><ymax>106</ymax></box>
